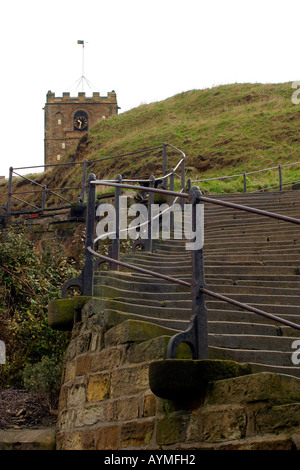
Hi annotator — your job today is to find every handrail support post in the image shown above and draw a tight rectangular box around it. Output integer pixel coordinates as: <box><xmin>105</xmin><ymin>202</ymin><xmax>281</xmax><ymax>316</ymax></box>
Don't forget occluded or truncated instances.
<box><xmin>6</xmin><ymin>167</ymin><xmax>13</xmax><ymax>223</ymax></box>
<box><xmin>243</xmin><ymin>173</ymin><xmax>247</xmax><ymax>193</ymax></box>
<box><xmin>111</xmin><ymin>174</ymin><xmax>122</xmax><ymax>270</ymax></box>
<box><xmin>163</xmin><ymin>143</ymin><xmax>168</xmax><ymax>189</ymax></box>
<box><xmin>181</xmin><ymin>155</ymin><xmax>186</xmax><ymax>207</ymax></box>
<box><xmin>80</xmin><ymin>159</ymin><xmax>89</xmax><ymax>203</ymax></box>
<box><xmin>169</xmin><ymin>169</ymin><xmax>175</xmax><ymax>233</ymax></box>
<box><xmin>278</xmin><ymin>164</ymin><xmax>283</xmax><ymax>191</ymax></box>
<box><xmin>145</xmin><ymin>175</ymin><xmax>155</xmax><ymax>252</ymax></box>
<box><xmin>83</xmin><ymin>173</ymin><xmax>96</xmax><ymax>296</ymax></box>
<box><xmin>42</xmin><ymin>185</ymin><xmax>47</xmax><ymax>212</ymax></box>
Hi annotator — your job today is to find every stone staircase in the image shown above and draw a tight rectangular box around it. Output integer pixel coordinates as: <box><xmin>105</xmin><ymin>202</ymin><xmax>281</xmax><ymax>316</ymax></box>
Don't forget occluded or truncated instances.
<box><xmin>92</xmin><ymin>190</ymin><xmax>300</xmax><ymax>378</ymax></box>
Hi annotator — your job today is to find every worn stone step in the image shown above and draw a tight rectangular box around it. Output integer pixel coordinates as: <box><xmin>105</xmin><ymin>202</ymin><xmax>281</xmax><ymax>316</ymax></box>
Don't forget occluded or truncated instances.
<box><xmin>209</xmin><ymin>333</ymin><xmax>298</xmax><ymax>352</ymax></box>
<box><xmin>94</xmin><ymin>280</ymin><xmax>300</xmax><ymax>299</ymax></box>
<box><xmin>103</xmin><ymin>292</ymin><xmax>300</xmax><ymax>308</ymax></box>
<box><xmin>103</xmin><ymin>299</ymin><xmax>190</xmax><ymax>320</ymax></box>
<box><xmin>123</xmin><ymin>251</ymin><xmax>300</xmax><ymax>266</ymax></box>
<box><xmin>205</xmin><ymin>254</ymin><xmax>299</xmax><ymax>263</ymax></box>
<box><xmin>206</xmin><ymin>300</ymin><xmax>300</xmax><ymax>315</ymax></box>
<box><xmin>249</xmin><ymin>362</ymin><xmax>300</xmax><ymax>378</ymax></box>
<box><xmin>209</xmin><ymin>345</ymin><xmax>297</xmax><ymax>368</ymax></box>
<box><xmin>205</xmin><ymin>206</ymin><xmax>300</xmax><ymax>217</ymax></box>
<box><xmin>206</xmin><ymin>273</ymin><xmax>300</xmax><ymax>282</ymax></box>
<box><xmin>101</xmin><ymin>309</ymin><xmax>282</xmax><ymax>337</ymax></box>
<box><xmin>205</xmin><ymin>240</ymin><xmax>300</xmax><ymax>250</ymax></box>
<box><xmin>205</xmin><ymin>284</ymin><xmax>300</xmax><ymax>297</ymax></box>
<box><xmin>0</xmin><ymin>428</ymin><xmax>56</xmax><ymax>451</ymax></box>
<box><xmin>93</xmin><ymin>285</ymin><xmax>190</xmax><ymax>300</ymax></box>
<box><xmin>103</xmin><ymin>309</ymin><xmax>189</xmax><ymax>331</ymax></box>
<box><xmin>91</xmin><ymin>297</ymin><xmax>300</xmax><ymax>335</ymax></box>
<box><xmin>119</xmin><ymin>261</ymin><xmax>299</xmax><ymax>277</ymax></box>
<box><xmin>204</xmin><ymin>221</ymin><xmax>300</xmax><ymax>233</ymax></box>
<box><xmin>93</xmin><ymin>278</ymin><xmax>189</xmax><ymax>295</ymax></box>
<box><xmin>206</xmin><ymin>308</ymin><xmax>300</xmax><ymax>329</ymax></box>
<box><xmin>204</xmin><ymin>248</ymin><xmax>300</xmax><ymax>257</ymax></box>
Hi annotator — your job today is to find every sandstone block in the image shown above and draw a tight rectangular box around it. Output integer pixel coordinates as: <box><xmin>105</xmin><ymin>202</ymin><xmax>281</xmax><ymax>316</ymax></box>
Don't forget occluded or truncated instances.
<box><xmin>142</xmin><ymin>392</ymin><xmax>157</xmax><ymax>418</ymax></box>
<box><xmin>56</xmin><ymin>430</ymin><xmax>84</xmax><ymax>450</ymax></box>
<box><xmin>86</xmin><ymin>373</ymin><xmax>110</xmax><ymax>402</ymax></box>
<box><xmin>116</xmin><ymin>396</ymin><xmax>139</xmax><ymax>421</ymax></box>
<box><xmin>0</xmin><ymin>428</ymin><xmax>56</xmax><ymax>451</ymax></box>
<box><xmin>67</xmin><ymin>381</ymin><xmax>86</xmax><ymax>407</ymax></box>
<box><xmin>75</xmin><ymin>354</ymin><xmax>92</xmax><ymax>376</ymax></box>
<box><xmin>255</xmin><ymin>403</ymin><xmax>300</xmax><ymax>435</ymax></box>
<box><xmin>91</xmin><ymin>348</ymin><xmax>122</xmax><ymax>372</ymax></box>
<box><xmin>104</xmin><ymin>319</ymin><xmax>178</xmax><ymax>347</ymax></box>
<box><xmin>209</xmin><ymin>372</ymin><xmax>300</xmax><ymax>405</ymax></box>
<box><xmin>96</xmin><ymin>425</ymin><xmax>120</xmax><ymax>450</ymax></box>
<box><xmin>121</xmin><ymin>420</ymin><xmax>154</xmax><ymax>448</ymax></box>
<box><xmin>110</xmin><ymin>364</ymin><xmax>149</xmax><ymax>398</ymax></box>
<box><xmin>81</xmin><ymin>430</ymin><xmax>95</xmax><ymax>450</ymax></box>
<box><xmin>75</xmin><ymin>402</ymin><xmax>113</xmax><ymax>427</ymax></box>
<box><xmin>156</xmin><ymin>415</ymin><xmax>190</xmax><ymax>445</ymax></box>
<box><xmin>76</xmin><ymin>333</ymin><xmax>91</xmax><ymax>355</ymax></box>
<box><xmin>201</xmin><ymin>404</ymin><xmax>247</xmax><ymax>442</ymax></box>
<box><xmin>64</xmin><ymin>359</ymin><xmax>76</xmax><ymax>383</ymax></box>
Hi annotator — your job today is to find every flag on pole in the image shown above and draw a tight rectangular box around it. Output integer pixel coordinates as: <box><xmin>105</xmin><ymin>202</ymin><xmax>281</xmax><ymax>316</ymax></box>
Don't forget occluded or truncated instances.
<box><xmin>77</xmin><ymin>40</ymin><xmax>84</xmax><ymax>44</ymax></box>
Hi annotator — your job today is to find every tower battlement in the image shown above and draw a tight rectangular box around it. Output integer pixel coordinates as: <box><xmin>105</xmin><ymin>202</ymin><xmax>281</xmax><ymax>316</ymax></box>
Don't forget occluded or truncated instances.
<box><xmin>46</xmin><ymin>90</ymin><xmax>117</xmax><ymax>104</ymax></box>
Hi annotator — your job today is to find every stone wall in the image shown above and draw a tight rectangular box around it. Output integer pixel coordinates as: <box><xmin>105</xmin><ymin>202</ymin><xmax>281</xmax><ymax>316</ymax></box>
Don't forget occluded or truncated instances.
<box><xmin>54</xmin><ymin>298</ymin><xmax>300</xmax><ymax>450</ymax></box>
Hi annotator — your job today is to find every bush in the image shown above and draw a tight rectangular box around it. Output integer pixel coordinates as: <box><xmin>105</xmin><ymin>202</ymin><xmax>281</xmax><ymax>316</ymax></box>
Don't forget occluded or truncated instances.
<box><xmin>0</xmin><ymin>229</ymin><xmax>79</xmax><ymax>388</ymax></box>
<box><xmin>23</xmin><ymin>356</ymin><xmax>63</xmax><ymax>412</ymax></box>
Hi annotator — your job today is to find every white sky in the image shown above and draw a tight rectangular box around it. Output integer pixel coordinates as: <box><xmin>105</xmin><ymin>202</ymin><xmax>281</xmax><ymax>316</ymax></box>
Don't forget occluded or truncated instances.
<box><xmin>0</xmin><ymin>0</ymin><xmax>299</xmax><ymax>178</ymax></box>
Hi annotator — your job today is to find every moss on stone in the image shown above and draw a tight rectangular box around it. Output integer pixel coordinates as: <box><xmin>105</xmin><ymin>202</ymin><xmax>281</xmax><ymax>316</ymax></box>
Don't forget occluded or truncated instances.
<box><xmin>48</xmin><ymin>297</ymin><xmax>90</xmax><ymax>331</ymax></box>
<box><xmin>208</xmin><ymin>372</ymin><xmax>300</xmax><ymax>405</ymax></box>
<box><xmin>104</xmin><ymin>319</ymin><xmax>180</xmax><ymax>346</ymax></box>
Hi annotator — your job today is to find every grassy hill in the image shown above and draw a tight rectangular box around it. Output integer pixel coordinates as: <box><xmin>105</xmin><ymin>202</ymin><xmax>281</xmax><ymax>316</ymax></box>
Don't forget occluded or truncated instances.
<box><xmin>1</xmin><ymin>81</ymin><xmax>300</xmax><ymax>209</ymax></box>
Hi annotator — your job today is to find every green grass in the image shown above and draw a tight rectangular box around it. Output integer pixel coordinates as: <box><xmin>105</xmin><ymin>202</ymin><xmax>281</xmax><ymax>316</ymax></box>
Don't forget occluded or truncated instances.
<box><xmin>2</xmin><ymin>82</ymin><xmax>300</xmax><ymax>209</ymax></box>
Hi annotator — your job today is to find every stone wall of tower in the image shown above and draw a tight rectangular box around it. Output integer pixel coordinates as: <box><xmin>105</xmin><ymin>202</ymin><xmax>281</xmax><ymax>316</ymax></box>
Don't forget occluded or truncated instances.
<box><xmin>44</xmin><ymin>90</ymin><xmax>119</xmax><ymax>166</ymax></box>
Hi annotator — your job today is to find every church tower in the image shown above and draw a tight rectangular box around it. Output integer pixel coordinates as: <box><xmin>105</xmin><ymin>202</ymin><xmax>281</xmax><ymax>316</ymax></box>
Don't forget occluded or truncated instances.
<box><xmin>44</xmin><ymin>90</ymin><xmax>119</xmax><ymax>166</ymax></box>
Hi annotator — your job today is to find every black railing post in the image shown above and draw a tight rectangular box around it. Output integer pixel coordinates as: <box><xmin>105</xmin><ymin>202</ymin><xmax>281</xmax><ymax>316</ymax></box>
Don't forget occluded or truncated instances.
<box><xmin>186</xmin><ymin>178</ymin><xmax>192</xmax><ymax>192</ymax></box>
<box><xmin>278</xmin><ymin>164</ymin><xmax>283</xmax><ymax>191</ymax></box>
<box><xmin>111</xmin><ymin>174</ymin><xmax>122</xmax><ymax>270</ymax></box>
<box><xmin>80</xmin><ymin>159</ymin><xmax>88</xmax><ymax>203</ymax></box>
<box><xmin>167</xmin><ymin>186</ymin><xmax>208</xmax><ymax>360</ymax></box>
<box><xmin>243</xmin><ymin>173</ymin><xmax>247</xmax><ymax>193</ymax></box>
<box><xmin>42</xmin><ymin>185</ymin><xmax>47</xmax><ymax>212</ymax></box>
<box><xmin>6</xmin><ymin>167</ymin><xmax>13</xmax><ymax>222</ymax></box>
<box><xmin>169</xmin><ymin>169</ymin><xmax>175</xmax><ymax>233</ymax></box>
<box><xmin>83</xmin><ymin>173</ymin><xmax>96</xmax><ymax>296</ymax></box>
<box><xmin>181</xmin><ymin>155</ymin><xmax>186</xmax><ymax>207</ymax></box>
<box><xmin>190</xmin><ymin>187</ymin><xmax>208</xmax><ymax>359</ymax></box>
<box><xmin>163</xmin><ymin>143</ymin><xmax>168</xmax><ymax>189</ymax></box>
<box><xmin>145</xmin><ymin>175</ymin><xmax>155</xmax><ymax>252</ymax></box>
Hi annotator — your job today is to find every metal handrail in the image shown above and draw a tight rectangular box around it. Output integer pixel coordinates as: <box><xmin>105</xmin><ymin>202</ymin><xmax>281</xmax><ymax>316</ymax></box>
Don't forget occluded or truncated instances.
<box><xmin>192</xmin><ymin>160</ymin><xmax>300</xmax><ymax>193</ymax></box>
<box><xmin>192</xmin><ymin>161</ymin><xmax>300</xmax><ymax>183</ymax></box>
<box><xmin>199</xmin><ymin>194</ymin><xmax>300</xmax><ymax>225</ymax></box>
<box><xmin>87</xmin><ymin>247</ymin><xmax>300</xmax><ymax>332</ymax></box>
<box><xmin>94</xmin><ymin>188</ymin><xmax>184</xmax><ymax>243</ymax></box>
<box><xmin>12</xmin><ymin>170</ymin><xmax>73</xmax><ymax>208</ymax></box>
<box><xmin>91</xmin><ymin>179</ymin><xmax>300</xmax><ymax>226</ymax></box>
<box><xmin>90</xmin><ymin>180</ymin><xmax>189</xmax><ymax>198</ymax></box>
<box><xmin>62</xmin><ymin>170</ymin><xmax>300</xmax><ymax>360</ymax></box>
<box><xmin>4</xmin><ymin>142</ymin><xmax>185</xmax><ymax>216</ymax></box>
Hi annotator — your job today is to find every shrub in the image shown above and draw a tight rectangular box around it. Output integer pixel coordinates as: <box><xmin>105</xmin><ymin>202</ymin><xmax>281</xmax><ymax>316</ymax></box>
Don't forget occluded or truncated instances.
<box><xmin>0</xmin><ymin>229</ymin><xmax>79</xmax><ymax>388</ymax></box>
<box><xmin>23</xmin><ymin>356</ymin><xmax>63</xmax><ymax>412</ymax></box>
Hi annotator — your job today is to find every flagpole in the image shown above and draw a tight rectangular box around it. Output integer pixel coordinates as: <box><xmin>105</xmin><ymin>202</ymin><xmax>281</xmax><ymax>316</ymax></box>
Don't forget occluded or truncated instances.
<box><xmin>77</xmin><ymin>40</ymin><xmax>85</xmax><ymax>92</ymax></box>
<box><xmin>82</xmin><ymin>41</ymin><xmax>84</xmax><ymax>92</ymax></box>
